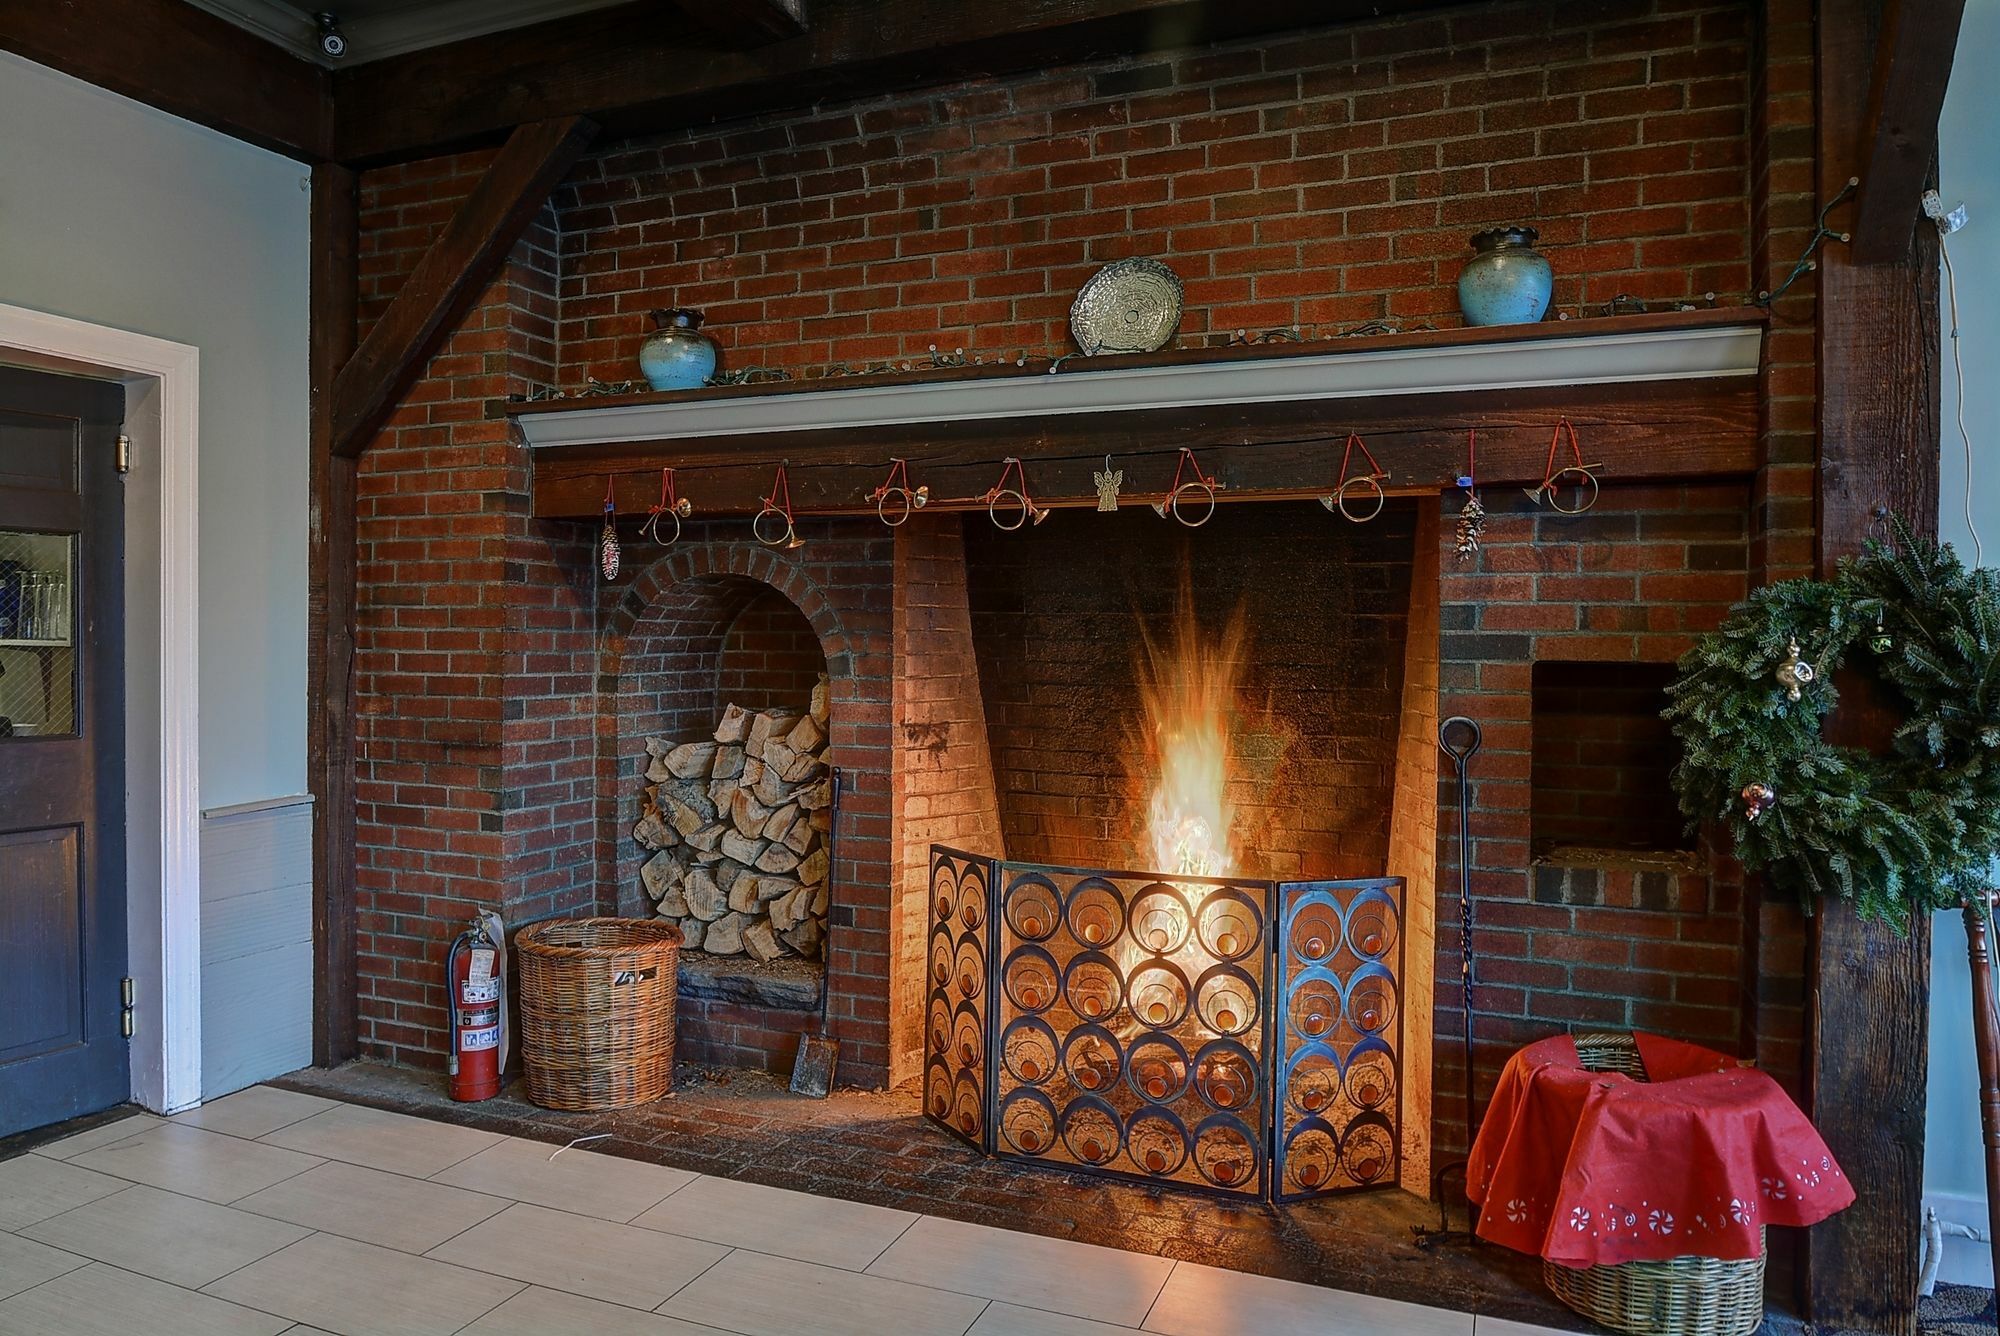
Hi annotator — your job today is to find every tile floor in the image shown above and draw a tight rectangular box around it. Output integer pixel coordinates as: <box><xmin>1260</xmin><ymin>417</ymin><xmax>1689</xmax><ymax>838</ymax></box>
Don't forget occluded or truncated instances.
<box><xmin>0</xmin><ymin>1084</ymin><xmax>1580</xmax><ymax>1336</ymax></box>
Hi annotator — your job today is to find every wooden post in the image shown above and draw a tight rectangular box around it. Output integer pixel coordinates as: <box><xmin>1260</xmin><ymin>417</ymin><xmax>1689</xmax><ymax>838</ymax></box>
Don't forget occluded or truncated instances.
<box><xmin>1962</xmin><ymin>893</ymin><xmax>2000</xmax><ymax>1290</ymax></box>
<box><xmin>1806</xmin><ymin>0</ymin><xmax>1944</xmax><ymax>1328</ymax></box>
<box><xmin>308</xmin><ymin>163</ymin><xmax>360</xmax><ymax>1065</ymax></box>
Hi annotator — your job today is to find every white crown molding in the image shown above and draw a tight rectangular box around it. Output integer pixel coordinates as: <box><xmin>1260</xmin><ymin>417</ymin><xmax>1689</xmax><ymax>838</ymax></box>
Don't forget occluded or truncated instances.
<box><xmin>186</xmin><ymin>0</ymin><xmax>634</xmax><ymax>65</ymax></box>
<box><xmin>515</xmin><ymin>322</ymin><xmax>1766</xmax><ymax>451</ymax></box>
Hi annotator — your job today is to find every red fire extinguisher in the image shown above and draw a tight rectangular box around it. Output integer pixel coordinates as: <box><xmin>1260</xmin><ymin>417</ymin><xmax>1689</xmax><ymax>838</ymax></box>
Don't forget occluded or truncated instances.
<box><xmin>446</xmin><ymin>912</ymin><xmax>507</xmax><ymax>1102</ymax></box>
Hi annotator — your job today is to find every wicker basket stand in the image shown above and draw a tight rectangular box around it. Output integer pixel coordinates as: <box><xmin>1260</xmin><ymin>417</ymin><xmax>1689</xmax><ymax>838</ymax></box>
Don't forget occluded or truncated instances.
<box><xmin>1541</xmin><ymin>1032</ymin><xmax>1767</xmax><ymax>1336</ymax></box>
<box><xmin>515</xmin><ymin>917</ymin><xmax>682</xmax><ymax>1111</ymax></box>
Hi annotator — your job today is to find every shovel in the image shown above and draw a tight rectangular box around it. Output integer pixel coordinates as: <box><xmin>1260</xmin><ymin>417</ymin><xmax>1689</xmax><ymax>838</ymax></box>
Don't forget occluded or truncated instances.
<box><xmin>789</xmin><ymin>767</ymin><xmax>843</xmax><ymax>1097</ymax></box>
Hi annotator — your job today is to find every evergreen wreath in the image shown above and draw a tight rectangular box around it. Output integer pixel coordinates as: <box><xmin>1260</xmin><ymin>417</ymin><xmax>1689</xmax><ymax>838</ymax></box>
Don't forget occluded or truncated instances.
<box><xmin>1664</xmin><ymin>521</ymin><xmax>2000</xmax><ymax>929</ymax></box>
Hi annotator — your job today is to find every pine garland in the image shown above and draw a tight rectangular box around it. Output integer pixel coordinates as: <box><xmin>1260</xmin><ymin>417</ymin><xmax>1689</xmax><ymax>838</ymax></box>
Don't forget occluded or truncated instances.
<box><xmin>1664</xmin><ymin>522</ymin><xmax>2000</xmax><ymax>930</ymax></box>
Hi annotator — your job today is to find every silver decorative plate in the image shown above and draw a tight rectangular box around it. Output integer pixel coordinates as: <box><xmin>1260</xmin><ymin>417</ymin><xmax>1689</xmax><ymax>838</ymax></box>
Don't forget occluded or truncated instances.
<box><xmin>1069</xmin><ymin>258</ymin><xmax>1184</xmax><ymax>356</ymax></box>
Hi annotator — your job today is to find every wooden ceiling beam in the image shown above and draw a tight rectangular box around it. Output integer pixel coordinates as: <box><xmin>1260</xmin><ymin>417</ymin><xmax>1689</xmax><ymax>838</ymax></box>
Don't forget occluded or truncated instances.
<box><xmin>327</xmin><ymin>115</ymin><xmax>598</xmax><ymax>459</ymax></box>
<box><xmin>0</xmin><ymin>0</ymin><xmax>330</xmax><ymax>161</ymax></box>
<box><xmin>331</xmin><ymin>0</ymin><xmax>1456</xmax><ymax>165</ymax></box>
<box><xmin>1851</xmin><ymin>0</ymin><xmax>1968</xmax><ymax>262</ymax></box>
<box><xmin>670</xmin><ymin>0</ymin><xmax>808</xmax><ymax>46</ymax></box>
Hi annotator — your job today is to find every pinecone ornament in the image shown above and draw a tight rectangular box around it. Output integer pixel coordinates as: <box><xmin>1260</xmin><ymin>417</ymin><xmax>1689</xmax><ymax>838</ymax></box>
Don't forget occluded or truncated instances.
<box><xmin>1454</xmin><ymin>493</ymin><xmax>1487</xmax><ymax>563</ymax></box>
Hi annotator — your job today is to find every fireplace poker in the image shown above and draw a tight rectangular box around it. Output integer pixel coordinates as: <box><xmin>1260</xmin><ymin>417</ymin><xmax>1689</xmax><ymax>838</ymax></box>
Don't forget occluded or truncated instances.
<box><xmin>1415</xmin><ymin>715</ymin><xmax>1484</xmax><ymax>1251</ymax></box>
<box><xmin>789</xmin><ymin>766</ymin><xmax>844</xmax><ymax>1098</ymax></box>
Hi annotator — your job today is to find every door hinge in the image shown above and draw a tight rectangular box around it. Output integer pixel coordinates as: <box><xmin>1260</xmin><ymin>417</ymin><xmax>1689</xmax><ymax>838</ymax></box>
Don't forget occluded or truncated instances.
<box><xmin>121</xmin><ymin>977</ymin><xmax>135</xmax><ymax>1038</ymax></box>
<box><xmin>115</xmin><ymin>435</ymin><xmax>132</xmax><ymax>475</ymax></box>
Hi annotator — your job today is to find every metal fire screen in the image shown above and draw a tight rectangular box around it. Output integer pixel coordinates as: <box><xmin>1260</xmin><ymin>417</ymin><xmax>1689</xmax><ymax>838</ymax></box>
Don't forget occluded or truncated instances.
<box><xmin>925</xmin><ymin>846</ymin><xmax>1405</xmax><ymax>1204</ymax></box>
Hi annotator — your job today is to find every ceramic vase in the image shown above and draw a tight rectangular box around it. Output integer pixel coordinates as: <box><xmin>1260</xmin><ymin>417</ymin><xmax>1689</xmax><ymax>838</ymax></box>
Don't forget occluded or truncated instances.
<box><xmin>1457</xmin><ymin>227</ymin><xmax>1553</xmax><ymax>327</ymax></box>
<box><xmin>637</xmin><ymin>308</ymin><xmax>719</xmax><ymax>391</ymax></box>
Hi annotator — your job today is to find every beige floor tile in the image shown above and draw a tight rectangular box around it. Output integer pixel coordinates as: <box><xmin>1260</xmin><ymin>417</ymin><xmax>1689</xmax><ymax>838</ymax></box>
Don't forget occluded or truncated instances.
<box><xmin>631</xmin><ymin>1173</ymin><xmax>917</xmax><ymax>1270</ymax></box>
<box><xmin>663</xmin><ymin>1249</ymin><xmax>988</xmax><ymax>1336</ymax></box>
<box><xmin>0</xmin><ymin>1261</ymin><xmax>293</xmax><ymax>1336</ymax></box>
<box><xmin>0</xmin><ymin>1155</ymin><xmax>127</xmax><ymax>1231</ymax></box>
<box><xmin>0</xmin><ymin>1233</ymin><xmax>87</xmax><ymax>1302</ymax></box>
<box><xmin>1472</xmin><ymin>1320</ymin><xmax>1575</xmax><ymax>1336</ymax></box>
<box><xmin>1143</xmin><ymin>1261</ymin><xmax>1474</xmax><ymax>1336</ymax></box>
<box><xmin>258</xmin><ymin>1102</ymin><xmax>503</xmax><ymax>1178</ymax></box>
<box><xmin>68</xmin><ymin>1123</ymin><xmax>322</xmax><ymax>1204</ymax></box>
<box><xmin>463</xmin><ymin>1285</ymin><xmax>742</xmax><ymax>1336</ymax></box>
<box><xmin>174</xmin><ymin>1086</ymin><xmax>337</xmax><ymax>1140</ymax></box>
<box><xmin>427</xmin><ymin>1201</ymin><xmax>727</xmax><ymax>1310</ymax></box>
<box><xmin>430</xmin><ymin>1135</ymin><xmax>695</xmax><ymax>1222</ymax></box>
<box><xmin>970</xmin><ymin>1303</ymin><xmax>1146</xmax><ymax>1336</ymax></box>
<box><xmin>32</xmin><ymin>1111</ymin><xmax>165</xmax><ymax>1160</ymax></box>
<box><xmin>234</xmin><ymin>1160</ymin><xmax>509</xmax><ymax>1253</ymax></box>
<box><xmin>205</xmin><ymin>1232</ymin><xmax>523</xmax><ymax>1336</ymax></box>
<box><xmin>21</xmin><ymin>1185</ymin><xmax>310</xmax><ymax>1288</ymax></box>
<box><xmin>869</xmin><ymin>1216</ymin><xmax>1172</xmax><ymax>1328</ymax></box>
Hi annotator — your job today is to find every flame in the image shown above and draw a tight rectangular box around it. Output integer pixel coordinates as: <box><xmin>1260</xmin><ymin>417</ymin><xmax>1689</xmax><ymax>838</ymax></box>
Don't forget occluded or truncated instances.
<box><xmin>1134</xmin><ymin>590</ymin><xmax>1247</xmax><ymax>880</ymax></box>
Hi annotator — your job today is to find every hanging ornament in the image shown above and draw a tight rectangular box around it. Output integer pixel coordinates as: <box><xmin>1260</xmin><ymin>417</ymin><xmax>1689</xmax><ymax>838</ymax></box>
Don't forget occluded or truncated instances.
<box><xmin>983</xmin><ymin>457</ymin><xmax>1049</xmax><ymax>531</ymax></box>
<box><xmin>1149</xmin><ymin>447</ymin><xmax>1221</xmax><ymax>527</ymax></box>
<box><xmin>1093</xmin><ymin>455</ymin><xmax>1124</xmax><ymax>512</ymax></box>
<box><xmin>1454</xmin><ymin>428</ymin><xmax>1486</xmax><ymax>562</ymax></box>
<box><xmin>1318</xmin><ymin>431</ymin><xmax>1389</xmax><ymax>523</ymax></box>
<box><xmin>1741</xmin><ymin>782</ymin><xmax>1777</xmax><ymax>822</ymax></box>
<box><xmin>869</xmin><ymin>457</ymin><xmax>929</xmax><ymax>528</ymax></box>
<box><xmin>1775</xmin><ymin>636</ymin><xmax>1816</xmax><ymax>701</ymax></box>
<box><xmin>638</xmin><ymin>467</ymin><xmax>693</xmax><ymax>547</ymax></box>
<box><xmin>1522</xmin><ymin>417</ymin><xmax>1601</xmax><ymax>514</ymax></box>
<box><xmin>754</xmin><ymin>463</ymin><xmax>805</xmax><ymax>549</ymax></box>
<box><xmin>598</xmin><ymin>478</ymin><xmax>621</xmax><ymax>580</ymax></box>
<box><xmin>1869</xmin><ymin>617</ymin><xmax>1894</xmax><ymax>655</ymax></box>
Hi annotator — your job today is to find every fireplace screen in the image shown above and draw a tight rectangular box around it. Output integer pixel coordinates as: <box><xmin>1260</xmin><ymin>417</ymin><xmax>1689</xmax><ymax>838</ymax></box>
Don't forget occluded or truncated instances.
<box><xmin>925</xmin><ymin>846</ymin><xmax>1404</xmax><ymax>1203</ymax></box>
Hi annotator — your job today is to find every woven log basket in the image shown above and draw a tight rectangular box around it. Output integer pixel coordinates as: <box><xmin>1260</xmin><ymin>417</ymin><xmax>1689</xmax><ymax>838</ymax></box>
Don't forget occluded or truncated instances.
<box><xmin>516</xmin><ymin>917</ymin><xmax>681</xmax><ymax>1111</ymax></box>
<box><xmin>1541</xmin><ymin>1032</ymin><xmax>1767</xmax><ymax>1336</ymax></box>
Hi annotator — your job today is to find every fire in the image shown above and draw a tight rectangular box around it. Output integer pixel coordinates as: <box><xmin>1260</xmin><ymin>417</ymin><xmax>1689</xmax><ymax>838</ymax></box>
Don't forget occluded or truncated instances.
<box><xmin>1135</xmin><ymin>592</ymin><xmax>1248</xmax><ymax>880</ymax></box>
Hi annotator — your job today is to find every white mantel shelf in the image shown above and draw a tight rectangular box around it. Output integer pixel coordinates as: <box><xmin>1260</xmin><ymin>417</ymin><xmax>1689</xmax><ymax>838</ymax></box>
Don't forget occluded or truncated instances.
<box><xmin>511</xmin><ymin>309</ymin><xmax>1764</xmax><ymax>451</ymax></box>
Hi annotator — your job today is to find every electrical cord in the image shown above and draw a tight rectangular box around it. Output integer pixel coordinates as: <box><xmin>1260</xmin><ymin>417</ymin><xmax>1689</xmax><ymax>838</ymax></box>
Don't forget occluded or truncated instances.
<box><xmin>1941</xmin><ymin>230</ymin><xmax>1983</xmax><ymax>566</ymax></box>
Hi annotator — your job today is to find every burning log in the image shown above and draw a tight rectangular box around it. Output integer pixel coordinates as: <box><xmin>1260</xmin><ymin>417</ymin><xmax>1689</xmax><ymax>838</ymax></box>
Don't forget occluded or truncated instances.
<box><xmin>635</xmin><ymin>677</ymin><xmax>830</xmax><ymax>960</ymax></box>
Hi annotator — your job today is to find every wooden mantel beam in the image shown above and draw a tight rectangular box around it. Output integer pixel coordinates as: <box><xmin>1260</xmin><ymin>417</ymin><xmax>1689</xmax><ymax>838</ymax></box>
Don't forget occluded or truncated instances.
<box><xmin>1852</xmin><ymin>0</ymin><xmax>1968</xmax><ymax>262</ymax></box>
<box><xmin>327</xmin><ymin>115</ymin><xmax>597</xmax><ymax>459</ymax></box>
<box><xmin>0</xmin><ymin>0</ymin><xmax>331</xmax><ymax>161</ymax></box>
<box><xmin>670</xmin><ymin>0</ymin><xmax>809</xmax><ymax>46</ymax></box>
<box><xmin>331</xmin><ymin>0</ymin><xmax>1459</xmax><ymax>164</ymax></box>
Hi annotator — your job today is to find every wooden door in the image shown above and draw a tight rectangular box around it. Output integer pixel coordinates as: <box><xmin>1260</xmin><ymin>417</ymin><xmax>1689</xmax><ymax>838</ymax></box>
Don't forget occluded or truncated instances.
<box><xmin>0</xmin><ymin>365</ymin><xmax>126</xmax><ymax>1136</ymax></box>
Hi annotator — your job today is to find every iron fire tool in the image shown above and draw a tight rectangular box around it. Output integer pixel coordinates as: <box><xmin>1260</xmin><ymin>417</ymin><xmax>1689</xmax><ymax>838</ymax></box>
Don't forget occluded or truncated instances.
<box><xmin>1414</xmin><ymin>715</ymin><xmax>1486</xmax><ymax>1251</ymax></box>
<box><xmin>789</xmin><ymin>766</ymin><xmax>844</xmax><ymax>1097</ymax></box>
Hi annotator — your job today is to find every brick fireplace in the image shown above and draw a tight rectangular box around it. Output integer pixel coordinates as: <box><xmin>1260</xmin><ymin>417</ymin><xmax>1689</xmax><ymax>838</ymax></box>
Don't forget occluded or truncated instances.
<box><xmin>347</xmin><ymin>0</ymin><xmax>1808</xmax><ymax>1181</ymax></box>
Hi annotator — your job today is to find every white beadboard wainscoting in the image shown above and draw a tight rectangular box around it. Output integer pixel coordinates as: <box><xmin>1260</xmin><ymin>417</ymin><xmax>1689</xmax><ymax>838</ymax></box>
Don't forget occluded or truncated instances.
<box><xmin>199</xmin><ymin>794</ymin><xmax>314</xmax><ymax>1098</ymax></box>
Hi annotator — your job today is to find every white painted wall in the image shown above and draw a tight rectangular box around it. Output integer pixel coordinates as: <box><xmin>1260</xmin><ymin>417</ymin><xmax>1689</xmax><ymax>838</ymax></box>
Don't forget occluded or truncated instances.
<box><xmin>1927</xmin><ymin>0</ymin><xmax>2000</xmax><ymax>1286</ymax></box>
<box><xmin>0</xmin><ymin>50</ymin><xmax>309</xmax><ymax>810</ymax></box>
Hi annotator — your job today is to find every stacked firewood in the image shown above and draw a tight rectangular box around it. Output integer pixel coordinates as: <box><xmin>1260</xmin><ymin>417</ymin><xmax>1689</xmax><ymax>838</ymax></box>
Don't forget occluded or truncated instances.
<box><xmin>633</xmin><ymin>676</ymin><xmax>830</xmax><ymax>961</ymax></box>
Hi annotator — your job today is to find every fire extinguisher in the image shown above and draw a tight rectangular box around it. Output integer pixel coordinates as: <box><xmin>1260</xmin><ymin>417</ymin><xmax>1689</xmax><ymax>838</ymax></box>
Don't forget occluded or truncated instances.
<box><xmin>445</xmin><ymin>910</ymin><xmax>508</xmax><ymax>1102</ymax></box>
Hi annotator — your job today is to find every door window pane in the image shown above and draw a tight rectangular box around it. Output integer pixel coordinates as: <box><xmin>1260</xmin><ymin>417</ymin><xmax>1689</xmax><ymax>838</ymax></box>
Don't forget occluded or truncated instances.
<box><xmin>0</xmin><ymin>530</ymin><xmax>76</xmax><ymax>738</ymax></box>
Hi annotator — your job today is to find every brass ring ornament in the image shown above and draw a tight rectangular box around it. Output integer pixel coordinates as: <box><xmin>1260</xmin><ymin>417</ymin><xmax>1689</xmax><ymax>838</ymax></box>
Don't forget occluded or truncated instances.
<box><xmin>1545</xmin><ymin>464</ymin><xmax>1600</xmax><ymax>515</ymax></box>
<box><xmin>870</xmin><ymin>457</ymin><xmax>930</xmax><ymax>528</ymax></box>
<box><xmin>988</xmin><ymin>488</ymin><xmax>1031</xmax><ymax>532</ymax></box>
<box><xmin>1167</xmin><ymin>479</ymin><xmax>1218</xmax><ymax>528</ymax></box>
<box><xmin>1333</xmin><ymin>473</ymin><xmax>1387</xmax><ymax>523</ymax></box>
<box><xmin>753</xmin><ymin>504</ymin><xmax>796</xmax><ymax>548</ymax></box>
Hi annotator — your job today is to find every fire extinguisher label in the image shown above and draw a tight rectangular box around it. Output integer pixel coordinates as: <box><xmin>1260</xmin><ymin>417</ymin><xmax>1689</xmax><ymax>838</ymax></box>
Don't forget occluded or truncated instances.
<box><xmin>460</xmin><ymin>976</ymin><xmax>500</xmax><ymax>1005</ymax></box>
<box><xmin>460</xmin><ymin>1024</ymin><xmax>500</xmax><ymax>1052</ymax></box>
<box><xmin>468</xmin><ymin>948</ymin><xmax>496</xmax><ymax>987</ymax></box>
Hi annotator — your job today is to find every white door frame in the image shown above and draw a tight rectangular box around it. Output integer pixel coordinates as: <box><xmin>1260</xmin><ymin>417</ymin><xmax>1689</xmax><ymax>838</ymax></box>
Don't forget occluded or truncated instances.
<box><xmin>0</xmin><ymin>301</ymin><xmax>201</xmax><ymax>1114</ymax></box>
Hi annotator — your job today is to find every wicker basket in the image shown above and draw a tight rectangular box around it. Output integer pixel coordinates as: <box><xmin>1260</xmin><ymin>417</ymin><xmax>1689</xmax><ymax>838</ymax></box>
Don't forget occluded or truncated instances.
<box><xmin>1541</xmin><ymin>1032</ymin><xmax>1767</xmax><ymax>1336</ymax></box>
<box><xmin>516</xmin><ymin>917</ymin><xmax>681</xmax><ymax>1111</ymax></box>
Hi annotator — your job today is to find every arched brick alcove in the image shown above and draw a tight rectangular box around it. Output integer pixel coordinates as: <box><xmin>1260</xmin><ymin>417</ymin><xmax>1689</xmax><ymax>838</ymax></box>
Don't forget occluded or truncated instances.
<box><xmin>598</xmin><ymin>527</ymin><xmax>902</xmax><ymax>1081</ymax></box>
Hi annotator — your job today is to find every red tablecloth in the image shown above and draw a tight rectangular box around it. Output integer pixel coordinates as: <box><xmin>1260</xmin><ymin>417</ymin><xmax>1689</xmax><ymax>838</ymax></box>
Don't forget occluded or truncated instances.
<box><xmin>1466</xmin><ymin>1033</ymin><xmax>1853</xmax><ymax>1266</ymax></box>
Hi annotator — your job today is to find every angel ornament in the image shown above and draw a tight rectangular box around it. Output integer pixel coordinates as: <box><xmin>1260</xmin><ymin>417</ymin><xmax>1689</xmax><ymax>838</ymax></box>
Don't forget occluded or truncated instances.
<box><xmin>1093</xmin><ymin>455</ymin><xmax>1124</xmax><ymax>512</ymax></box>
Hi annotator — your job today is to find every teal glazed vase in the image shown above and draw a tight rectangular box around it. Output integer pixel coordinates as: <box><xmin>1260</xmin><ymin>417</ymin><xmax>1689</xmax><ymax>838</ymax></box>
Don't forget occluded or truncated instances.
<box><xmin>637</xmin><ymin>308</ymin><xmax>719</xmax><ymax>391</ymax></box>
<box><xmin>1457</xmin><ymin>227</ymin><xmax>1553</xmax><ymax>327</ymax></box>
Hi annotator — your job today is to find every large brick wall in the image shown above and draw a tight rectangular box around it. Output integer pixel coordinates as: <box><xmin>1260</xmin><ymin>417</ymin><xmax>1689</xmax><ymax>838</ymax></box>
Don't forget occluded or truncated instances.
<box><xmin>551</xmin><ymin>0</ymin><xmax>1752</xmax><ymax>385</ymax></box>
<box><xmin>343</xmin><ymin>0</ymin><xmax>1810</xmax><ymax>1121</ymax></box>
